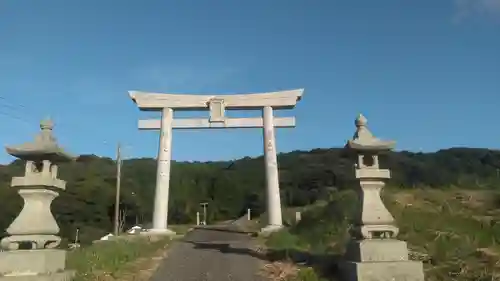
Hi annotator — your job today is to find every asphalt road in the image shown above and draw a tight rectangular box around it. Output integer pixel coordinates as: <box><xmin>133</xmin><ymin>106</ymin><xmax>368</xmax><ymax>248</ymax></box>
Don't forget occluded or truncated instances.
<box><xmin>150</xmin><ymin>224</ymin><xmax>266</xmax><ymax>281</ymax></box>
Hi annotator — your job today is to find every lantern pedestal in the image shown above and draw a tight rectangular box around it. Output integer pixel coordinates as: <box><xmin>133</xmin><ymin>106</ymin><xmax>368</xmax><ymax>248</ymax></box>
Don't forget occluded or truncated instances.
<box><xmin>341</xmin><ymin>239</ymin><xmax>424</xmax><ymax>281</ymax></box>
<box><xmin>0</xmin><ymin>250</ymin><xmax>75</xmax><ymax>281</ymax></box>
<box><xmin>342</xmin><ymin>260</ymin><xmax>424</xmax><ymax>281</ymax></box>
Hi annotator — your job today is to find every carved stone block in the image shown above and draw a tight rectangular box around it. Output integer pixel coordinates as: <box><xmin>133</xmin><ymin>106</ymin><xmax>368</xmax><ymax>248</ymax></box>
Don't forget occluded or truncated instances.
<box><xmin>208</xmin><ymin>98</ymin><xmax>225</xmax><ymax>122</ymax></box>
<box><xmin>0</xmin><ymin>249</ymin><xmax>67</xmax><ymax>275</ymax></box>
<box><xmin>0</xmin><ymin>272</ymin><xmax>75</xmax><ymax>281</ymax></box>
<box><xmin>341</xmin><ymin>260</ymin><xmax>424</xmax><ymax>281</ymax></box>
<box><xmin>344</xmin><ymin>239</ymin><xmax>410</xmax><ymax>262</ymax></box>
<box><xmin>355</xmin><ymin>169</ymin><xmax>390</xmax><ymax>179</ymax></box>
<box><xmin>2</xmin><ymin>188</ymin><xmax>61</xmax><ymax>250</ymax></box>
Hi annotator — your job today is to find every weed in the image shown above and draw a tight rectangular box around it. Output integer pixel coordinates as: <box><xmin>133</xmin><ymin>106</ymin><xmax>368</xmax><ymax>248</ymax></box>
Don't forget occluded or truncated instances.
<box><xmin>67</xmin><ymin>236</ymin><xmax>171</xmax><ymax>281</ymax></box>
<box><xmin>263</xmin><ymin>189</ymin><xmax>500</xmax><ymax>281</ymax></box>
<box><xmin>290</xmin><ymin>267</ymin><xmax>329</xmax><ymax>281</ymax></box>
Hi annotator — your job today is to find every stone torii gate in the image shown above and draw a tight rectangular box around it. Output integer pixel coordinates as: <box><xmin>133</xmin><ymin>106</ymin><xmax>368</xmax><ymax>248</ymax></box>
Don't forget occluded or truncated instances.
<box><xmin>129</xmin><ymin>89</ymin><xmax>303</xmax><ymax>234</ymax></box>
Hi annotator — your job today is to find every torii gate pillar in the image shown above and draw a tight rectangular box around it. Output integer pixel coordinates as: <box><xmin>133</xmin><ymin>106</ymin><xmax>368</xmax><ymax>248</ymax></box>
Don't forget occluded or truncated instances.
<box><xmin>261</xmin><ymin>106</ymin><xmax>283</xmax><ymax>232</ymax></box>
<box><xmin>152</xmin><ymin>107</ymin><xmax>174</xmax><ymax>234</ymax></box>
<box><xmin>129</xmin><ymin>89</ymin><xmax>304</xmax><ymax>234</ymax></box>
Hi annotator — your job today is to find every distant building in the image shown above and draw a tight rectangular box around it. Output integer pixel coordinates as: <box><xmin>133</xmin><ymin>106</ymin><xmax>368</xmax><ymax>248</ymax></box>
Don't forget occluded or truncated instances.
<box><xmin>127</xmin><ymin>225</ymin><xmax>144</xmax><ymax>234</ymax></box>
<box><xmin>99</xmin><ymin>233</ymin><xmax>114</xmax><ymax>240</ymax></box>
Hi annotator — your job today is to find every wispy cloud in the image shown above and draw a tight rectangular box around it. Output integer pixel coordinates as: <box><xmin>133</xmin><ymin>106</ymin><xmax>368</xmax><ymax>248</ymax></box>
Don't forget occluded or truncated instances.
<box><xmin>452</xmin><ymin>0</ymin><xmax>500</xmax><ymax>23</ymax></box>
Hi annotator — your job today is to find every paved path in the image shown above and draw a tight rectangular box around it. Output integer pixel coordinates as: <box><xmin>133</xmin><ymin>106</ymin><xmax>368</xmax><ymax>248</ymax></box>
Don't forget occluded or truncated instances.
<box><xmin>151</xmin><ymin>224</ymin><xmax>266</xmax><ymax>281</ymax></box>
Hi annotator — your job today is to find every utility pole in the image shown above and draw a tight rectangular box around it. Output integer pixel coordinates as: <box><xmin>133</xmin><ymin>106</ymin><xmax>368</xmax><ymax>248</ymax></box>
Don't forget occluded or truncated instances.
<box><xmin>113</xmin><ymin>142</ymin><xmax>122</xmax><ymax>236</ymax></box>
<box><xmin>200</xmin><ymin>202</ymin><xmax>208</xmax><ymax>225</ymax></box>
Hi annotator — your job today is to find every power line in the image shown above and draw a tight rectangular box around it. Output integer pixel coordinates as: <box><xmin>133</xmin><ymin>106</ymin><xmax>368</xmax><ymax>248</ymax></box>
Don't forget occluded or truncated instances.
<box><xmin>0</xmin><ymin>96</ymin><xmax>72</xmax><ymax>135</ymax></box>
<box><xmin>0</xmin><ymin>106</ymin><xmax>32</xmax><ymax>122</ymax></box>
<box><xmin>0</xmin><ymin>110</ymin><xmax>32</xmax><ymax>126</ymax></box>
<box><xmin>0</xmin><ymin>102</ymin><xmax>25</xmax><ymax>111</ymax></box>
<box><xmin>0</xmin><ymin>96</ymin><xmax>27</xmax><ymax>110</ymax></box>
<box><xmin>0</xmin><ymin>96</ymin><xmax>39</xmax><ymax>126</ymax></box>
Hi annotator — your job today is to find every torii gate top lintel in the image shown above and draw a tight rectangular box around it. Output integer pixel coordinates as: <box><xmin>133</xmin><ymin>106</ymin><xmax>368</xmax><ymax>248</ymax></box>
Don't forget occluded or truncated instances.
<box><xmin>129</xmin><ymin>88</ymin><xmax>304</xmax><ymax>111</ymax></box>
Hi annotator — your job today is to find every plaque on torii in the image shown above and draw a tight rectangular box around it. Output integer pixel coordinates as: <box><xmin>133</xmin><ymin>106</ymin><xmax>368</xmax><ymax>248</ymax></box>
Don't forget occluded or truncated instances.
<box><xmin>208</xmin><ymin>98</ymin><xmax>225</xmax><ymax>123</ymax></box>
<box><xmin>129</xmin><ymin>89</ymin><xmax>303</xmax><ymax>235</ymax></box>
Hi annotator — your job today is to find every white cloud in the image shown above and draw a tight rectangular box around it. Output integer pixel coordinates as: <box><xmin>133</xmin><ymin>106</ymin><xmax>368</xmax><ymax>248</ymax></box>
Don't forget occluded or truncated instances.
<box><xmin>452</xmin><ymin>0</ymin><xmax>500</xmax><ymax>23</ymax></box>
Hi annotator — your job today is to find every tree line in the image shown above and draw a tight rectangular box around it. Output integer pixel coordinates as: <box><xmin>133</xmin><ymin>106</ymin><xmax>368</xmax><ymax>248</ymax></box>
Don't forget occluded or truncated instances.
<box><xmin>0</xmin><ymin>147</ymin><xmax>499</xmax><ymax>244</ymax></box>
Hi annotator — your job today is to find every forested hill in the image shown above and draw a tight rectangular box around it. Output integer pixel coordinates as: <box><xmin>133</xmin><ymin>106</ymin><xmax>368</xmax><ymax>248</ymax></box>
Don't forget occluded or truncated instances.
<box><xmin>0</xmin><ymin>147</ymin><xmax>499</xmax><ymax>243</ymax></box>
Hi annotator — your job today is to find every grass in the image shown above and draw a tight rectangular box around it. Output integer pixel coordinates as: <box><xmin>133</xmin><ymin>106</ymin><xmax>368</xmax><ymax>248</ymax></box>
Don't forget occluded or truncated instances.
<box><xmin>261</xmin><ymin>188</ymin><xmax>500</xmax><ymax>281</ymax></box>
<box><xmin>168</xmin><ymin>224</ymin><xmax>193</xmax><ymax>235</ymax></box>
<box><xmin>387</xmin><ymin>189</ymin><xmax>500</xmax><ymax>280</ymax></box>
<box><xmin>256</xmin><ymin>202</ymin><xmax>327</xmax><ymax>229</ymax></box>
<box><xmin>67</xmin><ymin>227</ymin><xmax>189</xmax><ymax>281</ymax></box>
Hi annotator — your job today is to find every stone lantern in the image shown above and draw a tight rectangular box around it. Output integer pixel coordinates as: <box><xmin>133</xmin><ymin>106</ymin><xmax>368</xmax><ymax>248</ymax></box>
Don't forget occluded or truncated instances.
<box><xmin>341</xmin><ymin>114</ymin><xmax>424</xmax><ymax>281</ymax></box>
<box><xmin>0</xmin><ymin>119</ymin><xmax>77</xmax><ymax>281</ymax></box>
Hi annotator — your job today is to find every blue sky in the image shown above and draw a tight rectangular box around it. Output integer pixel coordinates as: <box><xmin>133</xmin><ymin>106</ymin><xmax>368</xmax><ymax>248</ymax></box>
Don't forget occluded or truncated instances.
<box><xmin>0</xmin><ymin>0</ymin><xmax>499</xmax><ymax>163</ymax></box>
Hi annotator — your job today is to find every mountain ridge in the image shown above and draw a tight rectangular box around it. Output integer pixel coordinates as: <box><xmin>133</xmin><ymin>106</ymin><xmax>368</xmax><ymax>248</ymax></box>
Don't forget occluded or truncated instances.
<box><xmin>0</xmin><ymin>146</ymin><xmax>499</xmax><ymax>244</ymax></box>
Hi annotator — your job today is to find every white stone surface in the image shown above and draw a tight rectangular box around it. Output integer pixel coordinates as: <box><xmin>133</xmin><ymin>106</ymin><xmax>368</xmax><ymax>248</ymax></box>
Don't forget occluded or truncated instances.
<box><xmin>0</xmin><ymin>249</ymin><xmax>68</xmax><ymax>276</ymax></box>
<box><xmin>7</xmin><ymin>189</ymin><xmax>60</xmax><ymax>236</ymax></box>
<box><xmin>138</xmin><ymin>117</ymin><xmax>296</xmax><ymax>130</ymax></box>
<box><xmin>341</xmin><ymin>260</ymin><xmax>425</xmax><ymax>281</ymax></box>
<box><xmin>208</xmin><ymin>98</ymin><xmax>226</xmax><ymax>122</ymax></box>
<box><xmin>344</xmin><ymin>240</ymin><xmax>410</xmax><ymax>262</ymax></box>
<box><xmin>356</xmin><ymin>180</ymin><xmax>398</xmax><ymax>239</ymax></box>
<box><xmin>129</xmin><ymin>89</ymin><xmax>303</xmax><ymax>110</ymax></box>
<box><xmin>152</xmin><ymin>108</ymin><xmax>174</xmax><ymax>231</ymax></box>
<box><xmin>262</xmin><ymin>106</ymin><xmax>283</xmax><ymax>231</ymax></box>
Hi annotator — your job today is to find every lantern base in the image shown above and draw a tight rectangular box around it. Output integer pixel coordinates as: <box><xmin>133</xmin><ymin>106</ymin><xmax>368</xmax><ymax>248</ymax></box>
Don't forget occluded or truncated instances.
<box><xmin>0</xmin><ymin>249</ymin><xmax>73</xmax><ymax>281</ymax></box>
<box><xmin>0</xmin><ymin>271</ymin><xmax>74</xmax><ymax>281</ymax></box>
<box><xmin>340</xmin><ymin>260</ymin><xmax>424</xmax><ymax>281</ymax></box>
<box><xmin>344</xmin><ymin>239</ymin><xmax>410</xmax><ymax>262</ymax></box>
<box><xmin>341</xmin><ymin>239</ymin><xmax>424</xmax><ymax>281</ymax></box>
